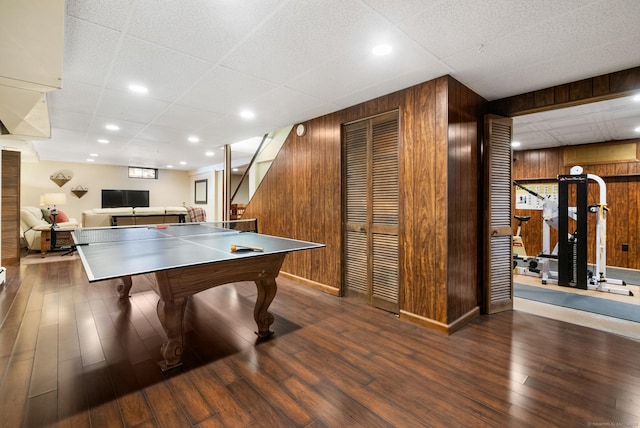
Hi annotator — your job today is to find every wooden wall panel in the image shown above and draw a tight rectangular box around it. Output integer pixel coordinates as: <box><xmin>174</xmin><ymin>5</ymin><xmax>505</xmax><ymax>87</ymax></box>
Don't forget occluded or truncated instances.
<box><xmin>242</xmin><ymin>75</ymin><xmax>485</xmax><ymax>331</ymax></box>
<box><xmin>490</xmin><ymin>66</ymin><xmax>640</xmax><ymax>116</ymax></box>
<box><xmin>433</xmin><ymin>78</ymin><xmax>448</xmax><ymax>323</ymax></box>
<box><xmin>445</xmin><ymin>77</ymin><xmax>484</xmax><ymax>322</ymax></box>
<box><xmin>512</xmin><ymin>143</ymin><xmax>640</xmax><ymax>269</ymax></box>
<box><xmin>406</xmin><ymin>81</ymin><xmax>437</xmax><ymax>319</ymax></box>
<box><xmin>2</xmin><ymin>150</ymin><xmax>21</xmax><ymax>265</ymax></box>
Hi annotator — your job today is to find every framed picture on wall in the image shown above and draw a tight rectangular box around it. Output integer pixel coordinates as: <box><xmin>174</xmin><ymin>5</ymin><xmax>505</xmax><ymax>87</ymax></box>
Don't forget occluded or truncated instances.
<box><xmin>194</xmin><ymin>179</ymin><xmax>207</xmax><ymax>204</ymax></box>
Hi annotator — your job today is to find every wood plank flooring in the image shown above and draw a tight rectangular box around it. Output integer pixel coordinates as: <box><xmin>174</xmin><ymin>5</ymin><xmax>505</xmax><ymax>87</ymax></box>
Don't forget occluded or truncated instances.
<box><xmin>1</xmin><ymin>258</ymin><xmax>640</xmax><ymax>427</ymax></box>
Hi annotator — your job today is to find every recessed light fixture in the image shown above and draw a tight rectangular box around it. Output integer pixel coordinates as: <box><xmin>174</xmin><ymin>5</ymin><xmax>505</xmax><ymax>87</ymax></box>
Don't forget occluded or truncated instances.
<box><xmin>86</xmin><ymin>158</ymin><xmax>95</xmax><ymax>162</ymax></box>
<box><xmin>188</xmin><ymin>136</ymin><xmax>199</xmax><ymax>143</ymax></box>
<box><xmin>180</xmin><ymin>161</ymin><xmax>187</xmax><ymax>165</ymax></box>
<box><xmin>97</xmin><ymin>139</ymin><xmax>109</xmax><ymax>144</ymax></box>
<box><xmin>128</xmin><ymin>84</ymin><xmax>148</xmax><ymax>94</ymax></box>
<box><xmin>240</xmin><ymin>110</ymin><xmax>255</xmax><ymax>120</ymax></box>
<box><xmin>635</xmin><ymin>126</ymin><xmax>640</xmax><ymax>133</ymax></box>
<box><xmin>166</xmin><ymin>165</ymin><xmax>174</xmax><ymax>168</ymax></box>
<box><xmin>232</xmin><ymin>168</ymin><xmax>238</xmax><ymax>172</ymax></box>
<box><xmin>89</xmin><ymin>153</ymin><xmax>98</xmax><ymax>157</ymax></box>
<box><xmin>372</xmin><ymin>44</ymin><xmax>392</xmax><ymax>56</ymax></box>
<box><xmin>205</xmin><ymin>151</ymin><xmax>214</xmax><ymax>157</ymax></box>
<box><xmin>105</xmin><ymin>124</ymin><xmax>120</xmax><ymax>131</ymax></box>
<box><xmin>511</xmin><ymin>141</ymin><xmax>521</xmax><ymax>148</ymax></box>
<box><xmin>633</xmin><ymin>93</ymin><xmax>640</xmax><ymax>102</ymax></box>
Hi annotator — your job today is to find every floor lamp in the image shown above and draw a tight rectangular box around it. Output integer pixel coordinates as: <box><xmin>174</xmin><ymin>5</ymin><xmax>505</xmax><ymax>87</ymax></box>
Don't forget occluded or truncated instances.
<box><xmin>43</xmin><ymin>193</ymin><xmax>67</xmax><ymax>228</ymax></box>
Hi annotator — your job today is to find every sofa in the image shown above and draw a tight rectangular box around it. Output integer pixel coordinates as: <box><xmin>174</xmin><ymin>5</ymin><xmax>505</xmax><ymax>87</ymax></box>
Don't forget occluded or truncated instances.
<box><xmin>82</xmin><ymin>206</ymin><xmax>193</xmax><ymax>227</ymax></box>
<box><xmin>20</xmin><ymin>206</ymin><xmax>80</xmax><ymax>252</ymax></box>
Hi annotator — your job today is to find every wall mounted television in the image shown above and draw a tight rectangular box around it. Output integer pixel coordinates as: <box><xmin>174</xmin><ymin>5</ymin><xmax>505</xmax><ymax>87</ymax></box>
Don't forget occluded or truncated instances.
<box><xmin>101</xmin><ymin>189</ymin><xmax>150</xmax><ymax>208</ymax></box>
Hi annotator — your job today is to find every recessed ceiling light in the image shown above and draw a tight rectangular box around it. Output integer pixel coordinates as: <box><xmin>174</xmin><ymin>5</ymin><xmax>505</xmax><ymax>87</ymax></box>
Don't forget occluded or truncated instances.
<box><xmin>180</xmin><ymin>161</ymin><xmax>187</xmax><ymax>165</ymax></box>
<box><xmin>205</xmin><ymin>151</ymin><xmax>214</xmax><ymax>157</ymax></box>
<box><xmin>128</xmin><ymin>84</ymin><xmax>148</xmax><ymax>94</ymax></box>
<box><xmin>105</xmin><ymin>124</ymin><xmax>120</xmax><ymax>131</ymax></box>
<box><xmin>635</xmin><ymin>126</ymin><xmax>640</xmax><ymax>133</ymax></box>
<box><xmin>166</xmin><ymin>165</ymin><xmax>173</xmax><ymax>168</ymax></box>
<box><xmin>240</xmin><ymin>110</ymin><xmax>255</xmax><ymax>120</ymax></box>
<box><xmin>372</xmin><ymin>44</ymin><xmax>392</xmax><ymax>56</ymax></box>
<box><xmin>232</xmin><ymin>168</ymin><xmax>238</xmax><ymax>172</ymax></box>
<box><xmin>188</xmin><ymin>136</ymin><xmax>199</xmax><ymax>143</ymax></box>
<box><xmin>89</xmin><ymin>153</ymin><xmax>98</xmax><ymax>157</ymax></box>
<box><xmin>97</xmin><ymin>139</ymin><xmax>109</xmax><ymax>144</ymax></box>
<box><xmin>633</xmin><ymin>94</ymin><xmax>640</xmax><ymax>102</ymax></box>
<box><xmin>86</xmin><ymin>158</ymin><xmax>95</xmax><ymax>162</ymax></box>
<box><xmin>511</xmin><ymin>141</ymin><xmax>521</xmax><ymax>148</ymax></box>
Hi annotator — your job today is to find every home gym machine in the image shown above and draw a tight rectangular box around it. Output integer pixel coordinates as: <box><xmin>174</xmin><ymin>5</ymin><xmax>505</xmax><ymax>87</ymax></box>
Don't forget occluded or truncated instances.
<box><xmin>557</xmin><ymin>166</ymin><xmax>630</xmax><ymax>295</ymax></box>
<box><xmin>512</xmin><ymin>181</ymin><xmax>564</xmax><ymax>282</ymax></box>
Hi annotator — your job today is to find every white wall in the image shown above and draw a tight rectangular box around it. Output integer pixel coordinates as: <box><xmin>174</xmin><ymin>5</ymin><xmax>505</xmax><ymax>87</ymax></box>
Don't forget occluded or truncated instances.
<box><xmin>21</xmin><ymin>160</ymin><xmax>191</xmax><ymax>221</ymax></box>
<box><xmin>189</xmin><ymin>169</ymin><xmax>216</xmax><ymax>221</ymax></box>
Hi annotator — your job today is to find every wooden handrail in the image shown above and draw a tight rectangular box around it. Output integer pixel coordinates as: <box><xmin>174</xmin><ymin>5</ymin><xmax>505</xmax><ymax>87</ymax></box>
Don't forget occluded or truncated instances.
<box><xmin>230</xmin><ymin>133</ymin><xmax>270</xmax><ymax>204</ymax></box>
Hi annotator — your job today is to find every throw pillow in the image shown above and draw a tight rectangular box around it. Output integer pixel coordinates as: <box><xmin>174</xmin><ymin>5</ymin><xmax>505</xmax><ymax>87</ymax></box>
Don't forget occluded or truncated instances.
<box><xmin>55</xmin><ymin>210</ymin><xmax>69</xmax><ymax>223</ymax></box>
<box><xmin>41</xmin><ymin>208</ymin><xmax>53</xmax><ymax>224</ymax></box>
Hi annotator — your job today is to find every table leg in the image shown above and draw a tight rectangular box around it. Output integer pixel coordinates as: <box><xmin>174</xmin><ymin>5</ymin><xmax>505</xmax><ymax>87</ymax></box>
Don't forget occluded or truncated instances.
<box><xmin>40</xmin><ymin>229</ymin><xmax>51</xmax><ymax>257</ymax></box>
<box><xmin>116</xmin><ymin>276</ymin><xmax>133</xmax><ymax>299</ymax></box>
<box><xmin>157</xmin><ymin>297</ymin><xmax>187</xmax><ymax>370</ymax></box>
<box><xmin>254</xmin><ymin>278</ymin><xmax>277</xmax><ymax>337</ymax></box>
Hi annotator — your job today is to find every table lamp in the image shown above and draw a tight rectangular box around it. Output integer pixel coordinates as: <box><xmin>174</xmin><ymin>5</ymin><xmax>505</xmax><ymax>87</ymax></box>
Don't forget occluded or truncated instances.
<box><xmin>43</xmin><ymin>193</ymin><xmax>67</xmax><ymax>228</ymax></box>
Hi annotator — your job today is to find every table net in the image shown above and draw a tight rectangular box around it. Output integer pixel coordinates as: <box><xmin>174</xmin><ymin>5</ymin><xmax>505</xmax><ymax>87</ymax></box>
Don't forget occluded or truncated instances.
<box><xmin>73</xmin><ymin>221</ymin><xmax>256</xmax><ymax>245</ymax></box>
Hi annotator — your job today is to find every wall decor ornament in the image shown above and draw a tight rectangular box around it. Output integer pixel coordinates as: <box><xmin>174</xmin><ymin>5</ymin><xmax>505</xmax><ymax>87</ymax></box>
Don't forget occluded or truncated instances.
<box><xmin>50</xmin><ymin>170</ymin><xmax>73</xmax><ymax>187</ymax></box>
<box><xmin>71</xmin><ymin>185</ymin><xmax>88</xmax><ymax>198</ymax></box>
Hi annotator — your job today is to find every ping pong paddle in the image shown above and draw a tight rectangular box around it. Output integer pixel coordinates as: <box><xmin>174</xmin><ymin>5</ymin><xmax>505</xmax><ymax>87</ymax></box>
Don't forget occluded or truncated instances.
<box><xmin>230</xmin><ymin>245</ymin><xmax>263</xmax><ymax>253</ymax></box>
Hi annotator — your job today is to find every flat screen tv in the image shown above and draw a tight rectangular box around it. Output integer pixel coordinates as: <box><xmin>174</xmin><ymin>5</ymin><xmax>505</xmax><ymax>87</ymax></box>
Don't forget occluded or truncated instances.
<box><xmin>101</xmin><ymin>189</ymin><xmax>150</xmax><ymax>208</ymax></box>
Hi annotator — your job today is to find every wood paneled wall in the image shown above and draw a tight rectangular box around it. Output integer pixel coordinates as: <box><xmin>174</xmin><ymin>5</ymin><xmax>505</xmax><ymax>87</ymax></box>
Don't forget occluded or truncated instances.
<box><xmin>2</xmin><ymin>150</ymin><xmax>21</xmax><ymax>265</ymax></box>
<box><xmin>490</xmin><ymin>66</ymin><xmax>640</xmax><ymax>116</ymax></box>
<box><xmin>513</xmin><ymin>142</ymin><xmax>640</xmax><ymax>270</ymax></box>
<box><xmin>243</xmin><ymin>75</ymin><xmax>485</xmax><ymax>332</ymax></box>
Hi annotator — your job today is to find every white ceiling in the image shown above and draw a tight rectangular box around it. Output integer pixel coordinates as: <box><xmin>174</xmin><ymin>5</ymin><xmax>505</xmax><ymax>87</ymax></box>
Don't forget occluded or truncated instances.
<box><xmin>5</xmin><ymin>0</ymin><xmax>640</xmax><ymax>169</ymax></box>
<box><xmin>512</xmin><ymin>94</ymin><xmax>640</xmax><ymax>151</ymax></box>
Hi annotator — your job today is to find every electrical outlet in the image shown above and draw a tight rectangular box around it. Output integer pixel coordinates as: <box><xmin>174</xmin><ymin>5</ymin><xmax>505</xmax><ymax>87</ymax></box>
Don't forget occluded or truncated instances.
<box><xmin>622</xmin><ymin>243</ymin><xmax>629</xmax><ymax>252</ymax></box>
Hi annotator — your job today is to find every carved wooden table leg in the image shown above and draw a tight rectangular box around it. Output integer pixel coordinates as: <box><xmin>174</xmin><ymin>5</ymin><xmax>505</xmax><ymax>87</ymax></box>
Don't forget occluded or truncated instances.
<box><xmin>116</xmin><ymin>276</ymin><xmax>133</xmax><ymax>299</ymax></box>
<box><xmin>156</xmin><ymin>297</ymin><xmax>187</xmax><ymax>370</ymax></box>
<box><xmin>254</xmin><ymin>278</ymin><xmax>277</xmax><ymax>337</ymax></box>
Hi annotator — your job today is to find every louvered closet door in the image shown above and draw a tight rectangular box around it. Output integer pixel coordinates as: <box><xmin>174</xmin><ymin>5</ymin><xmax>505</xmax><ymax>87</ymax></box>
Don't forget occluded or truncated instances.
<box><xmin>484</xmin><ymin>115</ymin><xmax>513</xmax><ymax>313</ymax></box>
<box><xmin>344</xmin><ymin>111</ymin><xmax>399</xmax><ymax>313</ymax></box>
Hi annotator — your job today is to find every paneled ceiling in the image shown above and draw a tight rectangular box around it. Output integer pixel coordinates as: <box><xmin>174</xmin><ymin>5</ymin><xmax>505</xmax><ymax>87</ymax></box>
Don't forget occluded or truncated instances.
<box><xmin>4</xmin><ymin>0</ymin><xmax>640</xmax><ymax>170</ymax></box>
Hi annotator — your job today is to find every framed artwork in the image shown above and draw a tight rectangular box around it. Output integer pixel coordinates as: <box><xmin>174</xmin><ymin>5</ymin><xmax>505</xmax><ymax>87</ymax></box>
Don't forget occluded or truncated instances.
<box><xmin>194</xmin><ymin>179</ymin><xmax>207</xmax><ymax>204</ymax></box>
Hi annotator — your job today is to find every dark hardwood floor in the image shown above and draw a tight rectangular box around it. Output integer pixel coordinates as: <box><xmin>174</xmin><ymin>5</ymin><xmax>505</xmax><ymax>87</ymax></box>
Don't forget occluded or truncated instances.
<box><xmin>1</xmin><ymin>257</ymin><xmax>640</xmax><ymax>427</ymax></box>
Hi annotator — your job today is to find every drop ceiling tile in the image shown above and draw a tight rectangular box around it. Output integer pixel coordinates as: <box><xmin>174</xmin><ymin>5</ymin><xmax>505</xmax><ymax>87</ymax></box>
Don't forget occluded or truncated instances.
<box><xmin>127</xmin><ymin>0</ymin><xmax>287</xmax><ymax>63</ymax></box>
<box><xmin>49</xmin><ymin>109</ymin><xmax>93</xmax><ymax>132</ymax></box>
<box><xmin>33</xmin><ymin>129</ymin><xmax>92</xmax><ymax>160</ymax></box>
<box><xmin>47</xmin><ymin>81</ymin><xmax>101</xmax><ymax>115</ymax></box>
<box><xmin>95</xmin><ymin>88</ymin><xmax>170</xmax><ymax>124</ymax></box>
<box><xmin>250</xmin><ymin>87</ymin><xmax>328</xmax><ymax>125</ymax></box>
<box><xmin>286</xmin><ymin>28</ymin><xmax>441</xmax><ymax>103</ymax></box>
<box><xmin>151</xmin><ymin>104</ymin><xmax>225</xmax><ymax>131</ymax></box>
<box><xmin>221</xmin><ymin>0</ymin><xmax>388</xmax><ymax>84</ymax></box>
<box><xmin>136</xmin><ymin>124</ymin><xmax>198</xmax><ymax>144</ymax></box>
<box><xmin>106</xmin><ymin>35</ymin><xmax>214</xmax><ymax>103</ymax></box>
<box><xmin>361</xmin><ymin>0</ymin><xmax>447</xmax><ymax>24</ymax></box>
<box><xmin>62</xmin><ymin>17</ymin><xmax>121</xmax><ymax>87</ymax></box>
<box><xmin>445</xmin><ymin>2</ymin><xmax>640</xmax><ymax>89</ymax></box>
<box><xmin>399</xmin><ymin>0</ymin><xmax>586</xmax><ymax>60</ymax></box>
<box><xmin>87</xmin><ymin>114</ymin><xmax>147</xmax><ymax>139</ymax></box>
<box><xmin>66</xmin><ymin>0</ymin><xmax>133</xmax><ymax>31</ymax></box>
<box><xmin>176</xmin><ymin>66</ymin><xmax>278</xmax><ymax>114</ymax></box>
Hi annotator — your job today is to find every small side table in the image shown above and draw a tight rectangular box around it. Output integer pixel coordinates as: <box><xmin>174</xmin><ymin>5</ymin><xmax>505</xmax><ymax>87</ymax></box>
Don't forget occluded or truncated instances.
<box><xmin>36</xmin><ymin>226</ymin><xmax>76</xmax><ymax>257</ymax></box>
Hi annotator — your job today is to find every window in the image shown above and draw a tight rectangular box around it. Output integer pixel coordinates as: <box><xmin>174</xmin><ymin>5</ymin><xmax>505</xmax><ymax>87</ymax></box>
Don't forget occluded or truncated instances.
<box><xmin>128</xmin><ymin>166</ymin><xmax>158</xmax><ymax>179</ymax></box>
